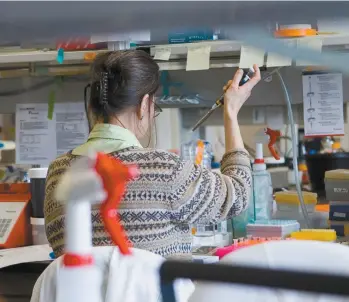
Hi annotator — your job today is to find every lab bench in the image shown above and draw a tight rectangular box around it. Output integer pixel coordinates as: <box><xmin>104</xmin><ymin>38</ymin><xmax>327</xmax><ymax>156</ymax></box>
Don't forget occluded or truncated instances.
<box><xmin>0</xmin><ymin>262</ymin><xmax>49</xmax><ymax>302</ymax></box>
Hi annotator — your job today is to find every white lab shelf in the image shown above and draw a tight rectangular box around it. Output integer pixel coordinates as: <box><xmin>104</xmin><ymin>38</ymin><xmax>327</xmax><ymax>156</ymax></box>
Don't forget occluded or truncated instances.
<box><xmin>151</xmin><ymin>40</ymin><xmax>242</xmax><ymax>57</ymax></box>
<box><xmin>152</xmin><ymin>35</ymin><xmax>349</xmax><ymax>57</ymax></box>
<box><xmin>157</xmin><ymin>58</ymin><xmax>239</xmax><ymax>71</ymax></box>
<box><xmin>0</xmin><ymin>50</ymin><xmax>104</xmax><ymax>64</ymax></box>
<box><xmin>0</xmin><ymin>34</ymin><xmax>349</xmax><ymax>73</ymax></box>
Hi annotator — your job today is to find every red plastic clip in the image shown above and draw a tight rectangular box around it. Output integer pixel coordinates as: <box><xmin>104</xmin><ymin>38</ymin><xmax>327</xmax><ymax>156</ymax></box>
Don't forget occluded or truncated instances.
<box><xmin>265</xmin><ymin>128</ymin><xmax>281</xmax><ymax>160</ymax></box>
<box><xmin>94</xmin><ymin>153</ymin><xmax>139</xmax><ymax>255</ymax></box>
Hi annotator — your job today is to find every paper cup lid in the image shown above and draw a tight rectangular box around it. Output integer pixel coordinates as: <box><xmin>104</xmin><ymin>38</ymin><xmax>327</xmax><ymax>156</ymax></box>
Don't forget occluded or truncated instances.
<box><xmin>28</xmin><ymin>168</ymin><xmax>48</xmax><ymax>179</ymax></box>
<box><xmin>30</xmin><ymin>217</ymin><xmax>45</xmax><ymax>225</ymax></box>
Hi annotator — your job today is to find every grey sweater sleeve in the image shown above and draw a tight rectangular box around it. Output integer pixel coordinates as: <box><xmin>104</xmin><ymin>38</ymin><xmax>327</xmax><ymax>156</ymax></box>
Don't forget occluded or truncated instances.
<box><xmin>170</xmin><ymin>149</ymin><xmax>252</xmax><ymax>224</ymax></box>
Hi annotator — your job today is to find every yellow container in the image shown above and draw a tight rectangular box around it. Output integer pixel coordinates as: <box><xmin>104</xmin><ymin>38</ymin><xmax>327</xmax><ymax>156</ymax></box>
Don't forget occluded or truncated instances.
<box><xmin>290</xmin><ymin>229</ymin><xmax>336</xmax><ymax>242</ymax></box>
<box><xmin>275</xmin><ymin>191</ymin><xmax>318</xmax><ymax>205</ymax></box>
<box><xmin>324</xmin><ymin>170</ymin><xmax>349</xmax><ymax>202</ymax></box>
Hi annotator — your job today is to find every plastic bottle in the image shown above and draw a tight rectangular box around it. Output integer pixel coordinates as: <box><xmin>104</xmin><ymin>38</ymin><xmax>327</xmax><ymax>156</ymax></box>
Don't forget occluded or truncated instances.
<box><xmin>181</xmin><ymin>140</ymin><xmax>229</xmax><ymax>247</ymax></box>
<box><xmin>231</xmin><ymin>128</ymin><xmax>279</xmax><ymax>238</ymax></box>
<box><xmin>181</xmin><ymin>140</ymin><xmax>214</xmax><ymax>246</ymax></box>
<box><xmin>252</xmin><ymin>128</ymin><xmax>280</xmax><ymax>221</ymax></box>
<box><xmin>252</xmin><ymin>155</ymin><xmax>274</xmax><ymax>221</ymax></box>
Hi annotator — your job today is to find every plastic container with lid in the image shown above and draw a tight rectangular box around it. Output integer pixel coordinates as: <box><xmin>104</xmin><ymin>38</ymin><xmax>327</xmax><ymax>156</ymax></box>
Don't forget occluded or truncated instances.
<box><xmin>246</xmin><ymin>220</ymin><xmax>300</xmax><ymax>238</ymax></box>
<box><xmin>181</xmin><ymin>139</ymin><xmax>220</xmax><ymax>247</ymax></box>
<box><xmin>274</xmin><ymin>191</ymin><xmax>318</xmax><ymax>213</ymax></box>
<box><xmin>290</xmin><ymin>229</ymin><xmax>336</xmax><ymax>242</ymax></box>
<box><xmin>325</xmin><ymin>169</ymin><xmax>349</xmax><ymax>202</ymax></box>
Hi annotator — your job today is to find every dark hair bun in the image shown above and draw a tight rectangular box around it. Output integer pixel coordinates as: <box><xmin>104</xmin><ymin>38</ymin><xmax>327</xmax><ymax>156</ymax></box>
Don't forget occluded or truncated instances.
<box><xmin>90</xmin><ymin>50</ymin><xmax>160</xmax><ymax>118</ymax></box>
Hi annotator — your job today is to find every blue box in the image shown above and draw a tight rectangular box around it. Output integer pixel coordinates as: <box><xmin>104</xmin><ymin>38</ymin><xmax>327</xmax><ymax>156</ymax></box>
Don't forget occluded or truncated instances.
<box><xmin>168</xmin><ymin>29</ymin><xmax>214</xmax><ymax>44</ymax></box>
<box><xmin>330</xmin><ymin>202</ymin><xmax>349</xmax><ymax>221</ymax></box>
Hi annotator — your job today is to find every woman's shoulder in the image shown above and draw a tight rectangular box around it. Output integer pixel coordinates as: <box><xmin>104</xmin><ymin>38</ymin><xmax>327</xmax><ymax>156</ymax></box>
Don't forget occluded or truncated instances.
<box><xmin>113</xmin><ymin>147</ymin><xmax>183</xmax><ymax>164</ymax></box>
<box><xmin>47</xmin><ymin>148</ymin><xmax>185</xmax><ymax>173</ymax></box>
<box><xmin>48</xmin><ymin>152</ymin><xmax>79</xmax><ymax>171</ymax></box>
<box><xmin>48</xmin><ymin>152</ymin><xmax>79</xmax><ymax>176</ymax></box>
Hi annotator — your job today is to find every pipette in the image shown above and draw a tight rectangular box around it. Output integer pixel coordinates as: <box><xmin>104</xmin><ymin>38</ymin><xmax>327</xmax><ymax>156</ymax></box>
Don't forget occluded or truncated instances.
<box><xmin>191</xmin><ymin>67</ymin><xmax>282</xmax><ymax>132</ymax></box>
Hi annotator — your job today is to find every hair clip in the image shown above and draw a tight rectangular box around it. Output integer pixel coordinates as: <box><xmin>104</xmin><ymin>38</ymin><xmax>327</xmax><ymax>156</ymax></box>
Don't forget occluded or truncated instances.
<box><xmin>100</xmin><ymin>72</ymin><xmax>109</xmax><ymax>106</ymax></box>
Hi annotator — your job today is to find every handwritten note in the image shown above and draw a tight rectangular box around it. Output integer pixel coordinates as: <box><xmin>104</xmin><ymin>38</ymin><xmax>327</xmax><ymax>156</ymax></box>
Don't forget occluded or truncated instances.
<box><xmin>153</xmin><ymin>48</ymin><xmax>171</xmax><ymax>61</ymax></box>
<box><xmin>186</xmin><ymin>45</ymin><xmax>211</xmax><ymax>71</ymax></box>
<box><xmin>239</xmin><ymin>45</ymin><xmax>265</xmax><ymax>68</ymax></box>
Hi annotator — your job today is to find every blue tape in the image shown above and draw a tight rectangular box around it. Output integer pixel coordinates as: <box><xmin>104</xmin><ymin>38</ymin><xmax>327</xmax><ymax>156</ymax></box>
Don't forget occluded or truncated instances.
<box><xmin>56</xmin><ymin>48</ymin><xmax>64</xmax><ymax>64</ymax></box>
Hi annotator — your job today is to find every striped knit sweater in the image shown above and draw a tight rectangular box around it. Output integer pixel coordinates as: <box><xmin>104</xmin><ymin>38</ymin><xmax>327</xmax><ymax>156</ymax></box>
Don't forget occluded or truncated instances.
<box><xmin>44</xmin><ymin>147</ymin><xmax>252</xmax><ymax>260</ymax></box>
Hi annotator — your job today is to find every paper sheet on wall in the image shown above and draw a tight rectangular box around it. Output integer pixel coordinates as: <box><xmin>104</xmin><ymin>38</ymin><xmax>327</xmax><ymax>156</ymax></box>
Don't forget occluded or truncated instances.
<box><xmin>16</xmin><ymin>104</ymin><xmax>56</xmax><ymax>166</ymax></box>
<box><xmin>55</xmin><ymin>103</ymin><xmax>89</xmax><ymax>156</ymax></box>
<box><xmin>239</xmin><ymin>46</ymin><xmax>265</xmax><ymax>68</ymax></box>
<box><xmin>186</xmin><ymin>45</ymin><xmax>211</xmax><ymax>71</ymax></box>
<box><xmin>296</xmin><ymin>38</ymin><xmax>323</xmax><ymax>66</ymax></box>
<box><xmin>16</xmin><ymin>102</ymin><xmax>89</xmax><ymax>165</ymax></box>
<box><xmin>302</xmin><ymin>73</ymin><xmax>344</xmax><ymax>137</ymax></box>
<box><xmin>266</xmin><ymin>39</ymin><xmax>295</xmax><ymax>67</ymax></box>
<box><xmin>153</xmin><ymin>48</ymin><xmax>171</xmax><ymax>61</ymax></box>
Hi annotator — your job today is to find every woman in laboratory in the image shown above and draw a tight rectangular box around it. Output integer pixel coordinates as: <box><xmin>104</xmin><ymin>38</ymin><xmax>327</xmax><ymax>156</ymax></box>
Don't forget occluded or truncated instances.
<box><xmin>44</xmin><ymin>50</ymin><xmax>260</xmax><ymax>259</ymax></box>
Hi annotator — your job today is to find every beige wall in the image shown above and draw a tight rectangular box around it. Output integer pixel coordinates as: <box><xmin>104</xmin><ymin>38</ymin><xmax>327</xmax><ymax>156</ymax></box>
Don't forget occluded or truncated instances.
<box><xmin>206</xmin><ymin>124</ymin><xmax>284</xmax><ymax>161</ymax></box>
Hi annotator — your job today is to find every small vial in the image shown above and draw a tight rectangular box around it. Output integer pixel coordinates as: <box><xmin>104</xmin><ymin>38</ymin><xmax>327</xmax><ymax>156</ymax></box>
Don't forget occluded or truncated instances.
<box><xmin>239</xmin><ymin>67</ymin><xmax>255</xmax><ymax>86</ymax></box>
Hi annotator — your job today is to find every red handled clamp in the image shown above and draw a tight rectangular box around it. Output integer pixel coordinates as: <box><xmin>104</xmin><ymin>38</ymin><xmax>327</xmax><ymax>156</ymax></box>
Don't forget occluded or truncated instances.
<box><xmin>265</xmin><ymin>128</ymin><xmax>281</xmax><ymax>160</ymax></box>
<box><xmin>94</xmin><ymin>153</ymin><xmax>139</xmax><ymax>255</ymax></box>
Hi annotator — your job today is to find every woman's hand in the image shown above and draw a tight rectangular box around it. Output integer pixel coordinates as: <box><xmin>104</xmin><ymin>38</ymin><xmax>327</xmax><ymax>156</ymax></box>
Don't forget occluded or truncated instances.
<box><xmin>223</xmin><ymin>64</ymin><xmax>261</xmax><ymax>118</ymax></box>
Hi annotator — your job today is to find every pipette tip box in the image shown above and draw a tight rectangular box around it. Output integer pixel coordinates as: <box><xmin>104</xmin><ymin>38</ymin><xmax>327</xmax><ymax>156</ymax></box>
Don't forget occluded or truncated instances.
<box><xmin>247</xmin><ymin>220</ymin><xmax>300</xmax><ymax>238</ymax></box>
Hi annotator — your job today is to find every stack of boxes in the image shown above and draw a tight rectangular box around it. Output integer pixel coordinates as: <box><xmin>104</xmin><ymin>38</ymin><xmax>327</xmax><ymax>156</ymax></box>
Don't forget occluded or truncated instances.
<box><xmin>325</xmin><ymin>170</ymin><xmax>349</xmax><ymax>240</ymax></box>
